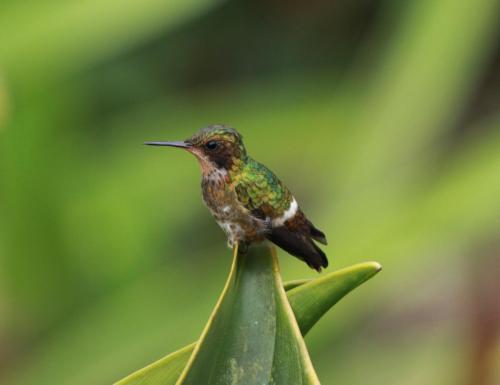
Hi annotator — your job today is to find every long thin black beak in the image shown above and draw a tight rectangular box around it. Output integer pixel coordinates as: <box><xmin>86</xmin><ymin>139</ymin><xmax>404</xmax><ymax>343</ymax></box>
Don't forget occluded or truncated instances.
<box><xmin>144</xmin><ymin>141</ymin><xmax>191</xmax><ymax>148</ymax></box>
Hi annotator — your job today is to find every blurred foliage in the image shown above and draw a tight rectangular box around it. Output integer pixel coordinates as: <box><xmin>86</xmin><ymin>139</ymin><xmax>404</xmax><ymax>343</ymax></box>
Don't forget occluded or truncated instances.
<box><xmin>0</xmin><ymin>0</ymin><xmax>499</xmax><ymax>384</ymax></box>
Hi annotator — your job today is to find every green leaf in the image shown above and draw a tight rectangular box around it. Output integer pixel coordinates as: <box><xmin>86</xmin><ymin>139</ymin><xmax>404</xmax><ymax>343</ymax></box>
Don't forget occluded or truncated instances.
<box><xmin>282</xmin><ymin>278</ymin><xmax>311</xmax><ymax>291</ymax></box>
<box><xmin>174</xmin><ymin>244</ymin><xmax>319</xmax><ymax>385</ymax></box>
<box><xmin>115</xmin><ymin>248</ymin><xmax>381</xmax><ymax>385</ymax></box>
<box><xmin>115</xmin><ymin>344</ymin><xmax>195</xmax><ymax>385</ymax></box>
<box><xmin>288</xmin><ymin>261</ymin><xmax>382</xmax><ymax>335</ymax></box>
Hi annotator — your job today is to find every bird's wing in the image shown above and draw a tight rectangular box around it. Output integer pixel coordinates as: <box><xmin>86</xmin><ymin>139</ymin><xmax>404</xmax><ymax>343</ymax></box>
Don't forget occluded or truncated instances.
<box><xmin>233</xmin><ymin>159</ymin><xmax>293</xmax><ymax>222</ymax></box>
<box><xmin>233</xmin><ymin>159</ymin><xmax>328</xmax><ymax>272</ymax></box>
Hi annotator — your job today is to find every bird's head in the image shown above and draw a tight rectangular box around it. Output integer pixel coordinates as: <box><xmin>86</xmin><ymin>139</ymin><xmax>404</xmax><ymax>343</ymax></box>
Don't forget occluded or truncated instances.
<box><xmin>146</xmin><ymin>125</ymin><xmax>248</xmax><ymax>174</ymax></box>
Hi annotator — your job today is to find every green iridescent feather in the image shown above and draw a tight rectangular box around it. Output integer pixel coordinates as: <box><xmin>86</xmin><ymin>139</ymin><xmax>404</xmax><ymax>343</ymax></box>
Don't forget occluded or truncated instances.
<box><xmin>232</xmin><ymin>158</ymin><xmax>293</xmax><ymax>217</ymax></box>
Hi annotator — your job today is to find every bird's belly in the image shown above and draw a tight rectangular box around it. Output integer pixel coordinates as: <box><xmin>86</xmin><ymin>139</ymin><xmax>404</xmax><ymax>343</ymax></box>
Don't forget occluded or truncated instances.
<box><xmin>214</xmin><ymin>208</ymin><xmax>267</xmax><ymax>246</ymax></box>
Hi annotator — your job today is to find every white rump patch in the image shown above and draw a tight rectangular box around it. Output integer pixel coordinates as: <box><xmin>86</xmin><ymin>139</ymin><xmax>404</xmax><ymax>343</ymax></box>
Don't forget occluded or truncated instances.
<box><xmin>272</xmin><ymin>198</ymin><xmax>298</xmax><ymax>226</ymax></box>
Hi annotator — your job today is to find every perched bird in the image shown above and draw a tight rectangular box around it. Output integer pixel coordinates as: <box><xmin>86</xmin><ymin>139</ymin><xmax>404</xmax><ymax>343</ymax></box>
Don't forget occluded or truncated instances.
<box><xmin>145</xmin><ymin>125</ymin><xmax>328</xmax><ymax>271</ymax></box>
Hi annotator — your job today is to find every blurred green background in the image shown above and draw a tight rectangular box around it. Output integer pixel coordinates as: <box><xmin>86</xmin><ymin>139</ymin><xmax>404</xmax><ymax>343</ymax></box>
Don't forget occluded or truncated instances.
<box><xmin>1</xmin><ymin>0</ymin><xmax>500</xmax><ymax>384</ymax></box>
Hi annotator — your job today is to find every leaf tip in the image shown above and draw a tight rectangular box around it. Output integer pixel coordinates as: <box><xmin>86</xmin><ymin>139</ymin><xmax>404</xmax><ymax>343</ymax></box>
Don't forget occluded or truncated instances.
<box><xmin>359</xmin><ymin>261</ymin><xmax>382</xmax><ymax>274</ymax></box>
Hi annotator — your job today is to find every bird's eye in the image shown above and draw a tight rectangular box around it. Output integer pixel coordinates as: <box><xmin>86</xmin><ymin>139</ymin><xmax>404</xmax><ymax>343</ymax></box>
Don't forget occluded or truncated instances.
<box><xmin>205</xmin><ymin>140</ymin><xmax>219</xmax><ymax>150</ymax></box>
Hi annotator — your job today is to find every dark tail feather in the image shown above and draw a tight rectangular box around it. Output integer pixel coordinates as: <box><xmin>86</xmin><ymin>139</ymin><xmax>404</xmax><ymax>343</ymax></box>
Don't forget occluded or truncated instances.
<box><xmin>267</xmin><ymin>226</ymin><xmax>328</xmax><ymax>272</ymax></box>
<box><xmin>307</xmin><ymin>221</ymin><xmax>328</xmax><ymax>245</ymax></box>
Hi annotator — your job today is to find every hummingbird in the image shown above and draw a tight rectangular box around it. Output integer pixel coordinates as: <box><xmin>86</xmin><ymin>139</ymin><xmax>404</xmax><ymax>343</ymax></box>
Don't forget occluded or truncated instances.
<box><xmin>145</xmin><ymin>125</ymin><xmax>328</xmax><ymax>271</ymax></box>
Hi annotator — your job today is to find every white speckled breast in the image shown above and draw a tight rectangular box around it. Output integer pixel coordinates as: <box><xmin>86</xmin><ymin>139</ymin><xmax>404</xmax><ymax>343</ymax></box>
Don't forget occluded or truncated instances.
<box><xmin>201</xmin><ymin>169</ymin><xmax>267</xmax><ymax>247</ymax></box>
